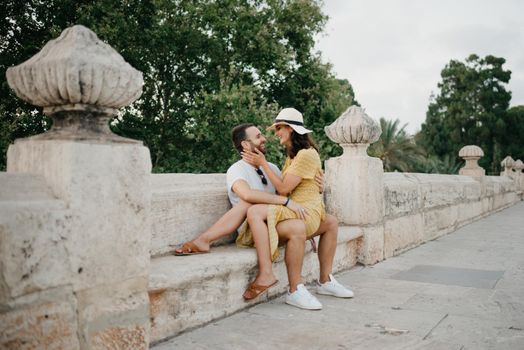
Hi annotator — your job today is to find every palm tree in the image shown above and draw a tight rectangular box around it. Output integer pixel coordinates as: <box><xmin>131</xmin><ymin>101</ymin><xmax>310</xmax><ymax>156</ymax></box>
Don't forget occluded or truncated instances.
<box><xmin>368</xmin><ymin>118</ymin><xmax>426</xmax><ymax>172</ymax></box>
<box><xmin>418</xmin><ymin>154</ymin><xmax>462</xmax><ymax>174</ymax></box>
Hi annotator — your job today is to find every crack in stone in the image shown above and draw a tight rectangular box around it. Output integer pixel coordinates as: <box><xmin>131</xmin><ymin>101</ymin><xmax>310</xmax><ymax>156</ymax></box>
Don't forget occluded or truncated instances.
<box><xmin>422</xmin><ymin>313</ymin><xmax>448</xmax><ymax>340</ymax></box>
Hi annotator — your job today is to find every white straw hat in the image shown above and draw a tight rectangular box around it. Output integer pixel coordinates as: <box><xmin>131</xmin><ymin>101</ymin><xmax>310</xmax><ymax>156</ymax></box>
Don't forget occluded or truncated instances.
<box><xmin>267</xmin><ymin>108</ymin><xmax>312</xmax><ymax>135</ymax></box>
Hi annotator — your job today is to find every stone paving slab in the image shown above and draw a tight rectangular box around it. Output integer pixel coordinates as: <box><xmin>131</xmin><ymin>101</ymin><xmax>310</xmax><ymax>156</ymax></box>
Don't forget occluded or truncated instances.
<box><xmin>391</xmin><ymin>265</ymin><xmax>504</xmax><ymax>288</ymax></box>
<box><xmin>154</xmin><ymin>202</ymin><xmax>524</xmax><ymax>349</ymax></box>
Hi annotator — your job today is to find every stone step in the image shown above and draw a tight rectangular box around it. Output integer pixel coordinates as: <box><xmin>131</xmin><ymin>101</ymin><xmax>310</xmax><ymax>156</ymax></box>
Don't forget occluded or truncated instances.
<box><xmin>148</xmin><ymin>226</ymin><xmax>363</xmax><ymax>344</ymax></box>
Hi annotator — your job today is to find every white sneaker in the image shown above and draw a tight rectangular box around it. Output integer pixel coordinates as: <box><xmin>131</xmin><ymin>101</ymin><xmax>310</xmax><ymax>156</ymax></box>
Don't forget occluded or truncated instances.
<box><xmin>285</xmin><ymin>284</ymin><xmax>322</xmax><ymax>310</ymax></box>
<box><xmin>316</xmin><ymin>274</ymin><xmax>354</xmax><ymax>298</ymax></box>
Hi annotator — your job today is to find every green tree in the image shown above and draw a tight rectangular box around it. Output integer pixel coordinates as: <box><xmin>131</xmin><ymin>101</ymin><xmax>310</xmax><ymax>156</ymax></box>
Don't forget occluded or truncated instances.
<box><xmin>1</xmin><ymin>0</ymin><xmax>355</xmax><ymax>172</ymax></box>
<box><xmin>419</xmin><ymin>54</ymin><xmax>512</xmax><ymax>174</ymax></box>
<box><xmin>500</xmin><ymin>105</ymin><xmax>524</xmax><ymax>162</ymax></box>
<box><xmin>368</xmin><ymin>118</ymin><xmax>425</xmax><ymax>172</ymax></box>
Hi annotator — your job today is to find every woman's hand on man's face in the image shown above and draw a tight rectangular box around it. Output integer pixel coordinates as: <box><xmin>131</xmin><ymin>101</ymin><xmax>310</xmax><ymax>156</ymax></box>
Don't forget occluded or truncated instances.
<box><xmin>241</xmin><ymin>148</ymin><xmax>266</xmax><ymax>167</ymax></box>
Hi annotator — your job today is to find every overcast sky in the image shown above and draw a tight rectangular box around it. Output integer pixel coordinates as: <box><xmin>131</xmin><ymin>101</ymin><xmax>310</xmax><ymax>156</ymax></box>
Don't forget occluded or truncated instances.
<box><xmin>315</xmin><ymin>0</ymin><xmax>524</xmax><ymax>133</ymax></box>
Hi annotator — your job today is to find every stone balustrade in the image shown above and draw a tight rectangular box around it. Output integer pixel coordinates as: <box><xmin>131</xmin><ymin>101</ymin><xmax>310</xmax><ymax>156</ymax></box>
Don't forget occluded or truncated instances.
<box><xmin>1</xmin><ymin>25</ymin><xmax>523</xmax><ymax>348</ymax></box>
<box><xmin>382</xmin><ymin>173</ymin><xmax>516</xmax><ymax>258</ymax></box>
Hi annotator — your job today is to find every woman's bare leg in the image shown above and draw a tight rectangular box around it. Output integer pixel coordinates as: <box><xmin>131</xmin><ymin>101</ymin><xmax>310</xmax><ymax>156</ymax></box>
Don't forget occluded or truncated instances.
<box><xmin>178</xmin><ymin>200</ymin><xmax>252</xmax><ymax>252</ymax></box>
<box><xmin>310</xmin><ymin>214</ymin><xmax>338</xmax><ymax>283</ymax></box>
<box><xmin>275</xmin><ymin>219</ymin><xmax>307</xmax><ymax>292</ymax></box>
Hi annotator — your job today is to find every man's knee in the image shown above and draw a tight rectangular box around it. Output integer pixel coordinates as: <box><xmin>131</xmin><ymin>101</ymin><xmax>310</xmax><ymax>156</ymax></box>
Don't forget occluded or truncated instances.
<box><xmin>237</xmin><ymin>199</ymin><xmax>253</xmax><ymax>211</ymax></box>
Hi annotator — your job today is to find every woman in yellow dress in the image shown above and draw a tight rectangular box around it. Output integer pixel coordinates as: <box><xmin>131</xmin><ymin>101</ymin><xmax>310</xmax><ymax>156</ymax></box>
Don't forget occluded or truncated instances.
<box><xmin>238</xmin><ymin>108</ymin><xmax>325</xmax><ymax>302</ymax></box>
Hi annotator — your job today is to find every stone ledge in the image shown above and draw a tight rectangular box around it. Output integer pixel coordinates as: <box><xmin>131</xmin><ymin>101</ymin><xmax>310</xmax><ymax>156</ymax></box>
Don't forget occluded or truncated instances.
<box><xmin>148</xmin><ymin>226</ymin><xmax>362</xmax><ymax>343</ymax></box>
<box><xmin>0</xmin><ymin>173</ymin><xmax>57</xmax><ymax>201</ymax></box>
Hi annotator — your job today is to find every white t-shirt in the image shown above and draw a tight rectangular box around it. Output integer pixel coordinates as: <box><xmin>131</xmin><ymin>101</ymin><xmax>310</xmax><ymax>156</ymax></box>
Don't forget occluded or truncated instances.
<box><xmin>226</xmin><ymin>160</ymin><xmax>282</xmax><ymax>206</ymax></box>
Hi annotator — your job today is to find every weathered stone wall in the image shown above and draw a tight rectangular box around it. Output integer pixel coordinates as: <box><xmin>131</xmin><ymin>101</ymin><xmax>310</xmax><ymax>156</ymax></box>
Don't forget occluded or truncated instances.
<box><xmin>382</xmin><ymin>173</ymin><xmax>518</xmax><ymax>259</ymax></box>
<box><xmin>2</xmin><ymin>164</ymin><xmax>521</xmax><ymax>345</ymax></box>
<box><xmin>150</xmin><ymin>174</ymin><xmax>231</xmax><ymax>257</ymax></box>
<box><xmin>0</xmin><ymin>173</ymin><xmax>79</xmax><ymax>349</ymax></box>
<box><xmin>147</xmin><ymin>169</ymin><xmax>521</xmax><ymax>265</ymax></box>
<box><xmin>1</xmin><ymin>134</ymin><xmax>153</xmax><ymax>350</ymax></box>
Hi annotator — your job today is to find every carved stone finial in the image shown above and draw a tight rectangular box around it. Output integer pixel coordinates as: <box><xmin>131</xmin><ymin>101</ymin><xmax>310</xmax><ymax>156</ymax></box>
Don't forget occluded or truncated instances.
<box><xmin>501</xmin><ymin>156</ymin><xmax>515</xmax><ymax>178</ymax></box>
<box><xmin>514</xmin><ymin>159</ymin><xmax>524</xmax><ymax>172</ymax></box>
<box><xmin>501</xmin><ymin>156</ymin><xmax>514</xmax><ymax>169</ymax></box>
<box><xmin>458</xmin><ymin>145</ymin><xmax>485</xmax><ymax>178</ymax></box>
<box><xmin>6</xmin><ymin>25</ymin><xmax>143</xmax><ymax>142</ymax></box>
<box><xmin>459</xmin><ymin>145</ymin><xmax>484</xmax><ymax>159</ymax></box>
<box><xmin>324</xmin><ymin>106</ymin><xmax>381</xmax><ymax>157</ymax></box>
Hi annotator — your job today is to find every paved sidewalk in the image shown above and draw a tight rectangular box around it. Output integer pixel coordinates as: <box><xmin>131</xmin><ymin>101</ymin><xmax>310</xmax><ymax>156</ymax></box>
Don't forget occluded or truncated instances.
<box><xmin>155</xmin><ymin>202</ymin><xmax>524</xmax><ymax>350</ymax></box>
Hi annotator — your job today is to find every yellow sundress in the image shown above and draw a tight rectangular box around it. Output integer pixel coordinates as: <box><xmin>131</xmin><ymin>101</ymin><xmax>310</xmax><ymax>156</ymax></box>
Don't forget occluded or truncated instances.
<box><xmin>236</xmin><ymin>148</ymin><xmax>326</xmax><ymax>261</ymax></box>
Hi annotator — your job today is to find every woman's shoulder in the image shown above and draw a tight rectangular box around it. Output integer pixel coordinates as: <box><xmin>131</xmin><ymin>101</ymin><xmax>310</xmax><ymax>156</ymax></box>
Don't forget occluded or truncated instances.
<box><xmin>296</xmin><ymin>147</ymin><xmax>320</xmax><ymax>159</ymax></box>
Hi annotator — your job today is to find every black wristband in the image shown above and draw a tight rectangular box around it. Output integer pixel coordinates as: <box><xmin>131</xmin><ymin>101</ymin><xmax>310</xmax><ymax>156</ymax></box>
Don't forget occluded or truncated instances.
<box><xmin>284</xmin><ymin>197</ymin><xmax>290</xmax><ymax>206</ymax></box>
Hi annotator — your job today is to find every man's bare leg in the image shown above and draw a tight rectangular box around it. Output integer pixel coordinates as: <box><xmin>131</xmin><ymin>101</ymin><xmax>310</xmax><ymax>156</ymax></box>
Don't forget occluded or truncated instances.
<box><xmin>310</xmin><ymin>214</ymin><xmax>338</xmax><ymax>283</ymax></box>
<box><xmin>246</xmin><ymin>204</ymin><xmax>277</xmax><ymax>287</ymax></box>
<box><xmin>176</xmin><ymin>200</ymin><xmax>252</xmax><ymax>253</ymax></box>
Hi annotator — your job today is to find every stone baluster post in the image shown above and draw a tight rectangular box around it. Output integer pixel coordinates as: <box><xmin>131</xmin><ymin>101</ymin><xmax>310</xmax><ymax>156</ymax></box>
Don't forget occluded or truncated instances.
<box><xmin>3</xmin><ymin>25</ymin><xmax>151</xmax><ymax>349</ymax></box>
<box><xmin>514</xmin><ymin>160</ymin><xmax>524</xmax><ymax>193</ymax></box>
<box><xmin>500</xmin><ymin>156</ymin><xmax>515</xmax><ymax>178</ymax></box>
<box><xmin>458</xmin><ymin>145</ymin><xmax>485</xmax><ymax>178</ymax></box>
<box><xmin>324</xmin><ymin>106</ymin><xmax>384</xmax><ymax>264</ymax></box>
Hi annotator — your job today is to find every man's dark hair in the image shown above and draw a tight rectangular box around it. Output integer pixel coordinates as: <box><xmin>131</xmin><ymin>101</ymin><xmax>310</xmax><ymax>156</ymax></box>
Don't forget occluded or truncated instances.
<box><xmin>231</xmin><ymin>123</ymin><xmax>255</xmax><ymax>154</ymax></box>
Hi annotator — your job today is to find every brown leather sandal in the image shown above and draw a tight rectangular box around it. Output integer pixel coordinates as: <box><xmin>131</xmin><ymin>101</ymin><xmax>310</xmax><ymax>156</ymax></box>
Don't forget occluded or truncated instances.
<box><xmin>243</xmin><ymin>280</ymin><xmax>278</xmax><ymax>301</ymax></box>
<box><xmin>173</xmin><ymin>241</ymin><xmax>209</xmax><ymax>256</ymax></box>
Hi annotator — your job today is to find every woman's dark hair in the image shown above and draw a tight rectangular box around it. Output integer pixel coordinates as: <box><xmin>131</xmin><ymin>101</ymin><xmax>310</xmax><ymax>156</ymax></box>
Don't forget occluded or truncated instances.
<box><xmin>287</xmin><ymin>130</ymin><xmax>319</xmax><ymax>158</ymax></box>
<box><xmin>231</xmin><ymin>123</ymin><xmax>255</xmax><ymax>154</ymax></box>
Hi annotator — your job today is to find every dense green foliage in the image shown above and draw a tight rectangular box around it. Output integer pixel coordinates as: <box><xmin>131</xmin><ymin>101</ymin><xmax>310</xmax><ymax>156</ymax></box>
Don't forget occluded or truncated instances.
<box><xmin>3</xmin><ymin>4</ymin><xmax>521</xmax><ymax>175</ymax></box>
<box><xmin>1</xmin><ymin>0</ymin><xmax>355</xmax><ymax>172</ymax></box>
<box><xmin>365</xmin><ymin>117</ymin><xmax>463</xmax><ymax>175</ymax></box>
<box><xmin>501</xmin><ymin>105</ymin><xmax>524</xmax><ymax>162</ymax></box>
<box><xmin>418</xmin><ymin>54</ymin><xmax>516</xmax><ymax>174</ymax></box>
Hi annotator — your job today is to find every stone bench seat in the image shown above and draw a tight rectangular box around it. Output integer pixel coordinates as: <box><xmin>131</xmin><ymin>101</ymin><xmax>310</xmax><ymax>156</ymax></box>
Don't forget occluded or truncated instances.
<box><xmin>148</xmin><ymin>226</ymin><xmax>363</xmax><ymax>343</ymax></box>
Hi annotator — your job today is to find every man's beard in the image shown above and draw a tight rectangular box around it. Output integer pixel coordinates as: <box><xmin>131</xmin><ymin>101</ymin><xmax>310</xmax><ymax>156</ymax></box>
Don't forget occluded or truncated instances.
<box><xmin>249</xmin><ymin>142</ymin><xmax>266</xmax><ymax>155</ymax></box>
<box><xmin>255</xmin><ymin>144</ymin><xmax>266</xmax><ymax>154</ymax></box>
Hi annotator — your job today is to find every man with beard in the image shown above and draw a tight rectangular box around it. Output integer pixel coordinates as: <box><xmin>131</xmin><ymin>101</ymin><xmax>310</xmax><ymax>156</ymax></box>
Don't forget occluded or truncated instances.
<box><xmin>175</xmin><ymin>122</ymin><xmax>353</xmax><ymax>309</ymax></box>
